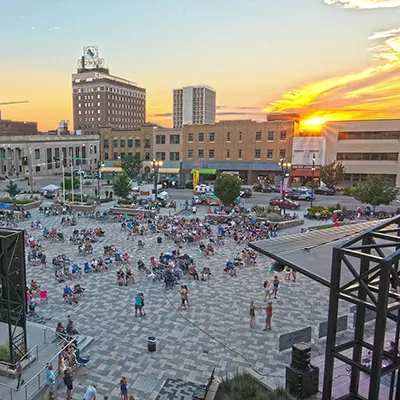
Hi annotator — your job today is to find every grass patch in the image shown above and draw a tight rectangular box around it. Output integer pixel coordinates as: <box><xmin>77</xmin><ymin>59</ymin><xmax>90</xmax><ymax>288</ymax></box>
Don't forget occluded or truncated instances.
<box><xmin>0</xmin><ymin>197</ymin><xmax>37</xmax><ymax>205</ymax></box>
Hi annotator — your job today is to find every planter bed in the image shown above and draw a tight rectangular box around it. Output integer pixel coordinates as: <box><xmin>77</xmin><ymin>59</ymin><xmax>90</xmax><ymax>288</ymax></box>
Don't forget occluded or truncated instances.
<box><xmin>110</xmin><ymin>207</ymin><xmax>156</xmax><ymax>218</ymax></box>
<box><xmin>71</xmin><ymin>204</ymin><xmax>96</xmax><ymax>212</ymax></box>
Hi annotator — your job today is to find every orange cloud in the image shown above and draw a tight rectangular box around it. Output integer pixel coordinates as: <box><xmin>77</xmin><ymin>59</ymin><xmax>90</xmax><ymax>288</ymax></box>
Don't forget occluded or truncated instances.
<box><xmin>324</xmin><ymin>0</ymin><xmax>400</xmax><ymax>8</ymax></box>
<box><xmin>266</xmin><ymin>26</ymin><xmax>400</xmax><ymax>129</ymax></box>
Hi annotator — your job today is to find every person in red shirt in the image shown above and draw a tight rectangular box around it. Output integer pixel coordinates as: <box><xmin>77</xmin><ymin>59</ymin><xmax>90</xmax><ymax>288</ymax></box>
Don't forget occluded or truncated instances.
<box><xmin>262</xmin><ymin>301</ymin><xmax>273</xmax><ymax>331</ymax></box>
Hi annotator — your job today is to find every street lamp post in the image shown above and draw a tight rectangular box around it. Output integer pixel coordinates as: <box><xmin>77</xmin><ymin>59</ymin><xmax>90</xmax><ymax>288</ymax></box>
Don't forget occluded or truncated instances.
<box><xmin>97</xmin><ymin>161</ymin><xmax>104</xmax><ymax>204</ymax></box>
<box><xmin>311</xmin><ymin>153</ymin><xmax>316</xmax><ymax>208</ymax></box>
<box><xmin>150</xmin><ymin>160</ymin><xmax>163</xmax><ymax>200</ymax></box>
<box><xmin>277</xmin><ymin>159</ymin><xmax>292</xmax><ymax>215</ymax></box>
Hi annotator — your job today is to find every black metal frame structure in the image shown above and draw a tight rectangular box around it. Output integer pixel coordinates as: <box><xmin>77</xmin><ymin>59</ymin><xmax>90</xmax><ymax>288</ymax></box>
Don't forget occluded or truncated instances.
<box><xmin>0</xmin><ymin>228</ymin><xmax>27</xmax><ymax>365</ymax></box>
<box><xmin>250</xmin><ymin>216</ymin><xmax>400</xmax><ymax>400</ymax></box>
<box><xmin>323</xmin><ymin>216</ymin><xmax>400</xmax><ymax>400</ymax></box>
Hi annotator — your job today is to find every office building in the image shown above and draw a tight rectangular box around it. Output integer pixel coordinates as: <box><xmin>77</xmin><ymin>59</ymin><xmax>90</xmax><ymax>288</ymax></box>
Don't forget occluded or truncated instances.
<box><xmin>72</xmin><ymin>46</ymin><xmax>146</xmax><ymax>135</ymax></box>
<box><xmin>0</xmin><ymin>112</ymin><xmax>38</xmax><ymax>136</ymax></box>
<box><xmin>181</xmin><ymin>119</ymin><xmax>297</xmax><ymax>184</ymax></box>
<box><xmin>323</xmin><ymin>119</ymin><xmax>400</xmax><ymax>186</ymax></box>
<box><xmin>173</xmin><ymin>85</ymin><xmax>216</xmax><ymax>128</ymax></box>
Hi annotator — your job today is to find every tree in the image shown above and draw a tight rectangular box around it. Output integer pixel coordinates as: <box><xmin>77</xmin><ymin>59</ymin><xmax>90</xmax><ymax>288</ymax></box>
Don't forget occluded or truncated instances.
<box><xmin>122</xmin><ymin>153</ymin><xmax>143</xmax><ymax>179</ymax></box>
<box><xmin>61</xmin><ymin>178</ymin><xmax>80</xmax><ymax>191</ymax></box>
<box><xmin>214</xmin><ymin>174</ymin><xmax>241</xmax><ymax>206</ymax></box>
<box><xmin>353</xmin><ymin>175</ymin><xmax>398</xmax><ymax>212</ymax></box>
<box><xmin>5</xmin><ymin>180</ymin><xmax>19</xmax><ymax>197</ymax></box>
<box><xmin>112</xmin><ymin>171</ymin><xmax>131</xmax><ymax>199</ymax></box>
<box><xmin>320</xmin><ymin>161</ymin><xmax>345</xmax><ymax>188</ymax></box>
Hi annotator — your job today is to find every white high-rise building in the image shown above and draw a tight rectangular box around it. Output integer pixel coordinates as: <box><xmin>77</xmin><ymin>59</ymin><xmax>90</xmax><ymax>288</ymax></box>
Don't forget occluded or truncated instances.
<box><xmin>172</xmin><ymin>85</ymin><xmax>216</xmax><ymax>128</ymax></box>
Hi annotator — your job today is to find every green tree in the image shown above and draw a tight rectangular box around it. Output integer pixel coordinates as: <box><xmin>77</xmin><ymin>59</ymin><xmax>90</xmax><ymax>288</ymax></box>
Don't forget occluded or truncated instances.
<box><xmin>5</xmin><ymin>180</ymin><xmax>19</xmax><ymax>197</ymax></box>
<box><xmin>122</xmin><ymin>153</ymin><xmax>143</xmax><ymax>179</ymax></box>
<box><xmin>353</xmin><ymin>175</ymin><xmax>398</xmax><ymax>212</ymax></box>
<box><xmin>112</xmin><ymin>170</ymin><xmax>131</xmax><ymax>199</ymax></box>
<box><xmin>214</xmin><ymin>174</ymin><xmax>241</xmax><ymax>206</ymax></box>
<box><xmin>320</xmin><ymin>161</ymin><xmax>345</xmax><ymax>188</ymax></box>
<box><xmin>61</xmin><ymin>178</ymin><xmax>80</xmax><ymax>191</ymax></box>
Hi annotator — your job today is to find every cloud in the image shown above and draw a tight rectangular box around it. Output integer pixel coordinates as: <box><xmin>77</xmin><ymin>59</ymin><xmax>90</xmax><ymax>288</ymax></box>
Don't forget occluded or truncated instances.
<box><xmin>324</xmin><ymin>0</ymin><xmax>400</xmax><ymax>8</ymax></box>
<box><xmin>152</xmin><ymin>112</ymin><xmax>172</xmax><ymax>117</ymax></box>
<box><xmin>266</xmin><ymin>25</ymin><xmax>400</xmax><ymax>127</ymax></box>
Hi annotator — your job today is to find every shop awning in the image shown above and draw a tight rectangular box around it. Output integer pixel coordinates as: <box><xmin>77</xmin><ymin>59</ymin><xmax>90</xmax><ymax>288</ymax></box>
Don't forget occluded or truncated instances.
<box><xmin>100</xmin><ymin>166</ymin><xmax>122</xmax><ymax>173</ymax></box>
<box><xmin>159</xmin><ymin>168</ymin><xmax>179</xmax><ymax>174</ymax></box>
<box><xmin>191</xmin><ymin>168</ymin><xmax>217</xmax><ymax>175</ymax></box>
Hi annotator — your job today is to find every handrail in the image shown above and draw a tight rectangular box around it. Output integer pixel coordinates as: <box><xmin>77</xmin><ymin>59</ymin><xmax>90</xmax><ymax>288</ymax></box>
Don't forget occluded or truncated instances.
<box><xmin>43</xmin><ymin>325</ymin><xmax>71</xmax><ymax>344</ymax></box>
<box><xmin>0</xmin><ymin>336</ymin><xmax>76</xmax><ymax>400</ymax></box>
<box><xmin>0</xmin><ymin>345</ymin><xmax>39</xmax><ymax>369</ymax></box>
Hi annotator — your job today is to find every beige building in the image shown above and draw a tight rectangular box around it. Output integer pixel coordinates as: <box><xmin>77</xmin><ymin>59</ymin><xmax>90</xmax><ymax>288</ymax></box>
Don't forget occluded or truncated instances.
<box><xmin>152</xmin><ymin>127</ymin><xmax>182</xmax><ymax>174</ymax></box>
<box><xmin>322</xmin><ymin>119</ymin><xmax>400</xmax><ymax>186</ymax></box>
<box><xmin>0</xmin><ymin>132</ymin><xmax>100</xmax><ymax>178</ymax></box>
<box><xmin>182</xmin><ymin>119</ymin><xmax>297</xmax><ymax>184</ymax></box>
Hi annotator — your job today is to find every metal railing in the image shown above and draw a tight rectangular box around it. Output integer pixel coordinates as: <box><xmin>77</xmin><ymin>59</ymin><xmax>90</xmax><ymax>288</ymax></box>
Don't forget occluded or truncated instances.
<box><xmin>0</xmin><ymin>345</ymin><xmax>39</xmax><ymax>373</ymax></box>
<box><xmin>43</xmin><ymin>326</ymin><xmax>70</xmax><ymax>345</ymax></box>
<box><xmin>0</xmin><ymin>337</ymin><xmax>76</xmax><ymax>400</ymax></box>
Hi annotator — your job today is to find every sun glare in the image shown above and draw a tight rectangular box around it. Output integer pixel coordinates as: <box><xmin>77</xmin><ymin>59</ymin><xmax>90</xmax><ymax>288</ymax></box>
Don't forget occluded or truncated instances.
<box><xmin>301</xmin><ymin>117</ymin><xmax>328</xmax><ymax>130</ymax></box>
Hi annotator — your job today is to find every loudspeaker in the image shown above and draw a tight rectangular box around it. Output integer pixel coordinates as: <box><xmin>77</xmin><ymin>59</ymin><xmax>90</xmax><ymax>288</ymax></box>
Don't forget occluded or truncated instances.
<box><xmin>286</xmin><ymin>365</ymin><xmax>319</xmax><ymax>398</ymax></box>
<box><xmin>291</xmin><ymin>343</ymin><xmax>311</xmax><ymax>370</ymax></box>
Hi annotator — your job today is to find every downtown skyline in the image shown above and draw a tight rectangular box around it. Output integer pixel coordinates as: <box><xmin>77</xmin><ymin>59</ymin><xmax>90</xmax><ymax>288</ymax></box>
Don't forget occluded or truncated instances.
<box><xmin>1</xmin><ymin>0</ymin><xmax>400</xmax><ymax>131</ymax></box>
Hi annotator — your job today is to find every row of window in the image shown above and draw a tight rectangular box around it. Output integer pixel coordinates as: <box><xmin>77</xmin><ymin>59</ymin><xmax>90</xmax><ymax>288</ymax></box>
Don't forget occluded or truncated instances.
<box><xmin>338</xmin><ymin>131</ymin><xmax>400</xmax><ymax>140</ymax></box>
<box><xmin>187</xmin><ymin>131</ymin><xmax>287</xmax><ymax>143</ymax></box>
<box><xmin>187</xmin><ymin>148</ymin><xmax>285</xmax><ymax>160</ymax></box>
<box><xmin>104</xmin><ymin>139</ymin><xmax>151</xmax><ymax>149</ymax></box>
<box><xmin>104</xmin><ymin>152</ymin><xmax>151</xmax><ymax>161</ymax></box>
<box><xmin>337</xmin><ymin>153</ymin><xmax>398</xmax><ymax>161</ymax></box>
<box><xmin>343</xmin><ymin>173</ymin><xmax>396</xmax><ymax>185</ymax></box>
<box><xmin>74</xmin><ymin>86</ymin><xmax>145</xmax><ymax>99</ymax></box>
<box><xmin>155</xmin><ymin>135</ymin><xmax>180</xmax><ymax>145</ymax></box>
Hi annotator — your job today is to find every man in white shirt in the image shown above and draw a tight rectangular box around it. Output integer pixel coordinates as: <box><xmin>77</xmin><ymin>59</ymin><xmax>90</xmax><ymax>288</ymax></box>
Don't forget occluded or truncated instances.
<box><xmin>83</xmin><ymin>383</ymin><xmax>97</xmax><ymax>400</ymax></box>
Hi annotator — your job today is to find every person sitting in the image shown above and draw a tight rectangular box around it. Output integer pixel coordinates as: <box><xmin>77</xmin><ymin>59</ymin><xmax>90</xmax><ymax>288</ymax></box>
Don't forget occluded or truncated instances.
<box><xmin>71</xmin><ymin>264</ymin><xmax>81</xmax><ymax>278</ymax></box>
<box><xmin>63</xmin><ymin>285</ymin><xmax>77</xmax><ymax>305</ymax></box>
<box><xmin>205</xmin><ymin>242</ymin><xmax>215</xmax><ymax>256</ymax></box>
<box><xmin>56</xmin><ymin>322</ymin><xmax>67</xmax><ymax>338</ymax></box>
<box><xmin>188</xmin><ymin>265</ymin><xmax>199</xmax><ymax>281</ymax></box>
<box><xmin>30</xmin><ymin>279</ymin><xmax>40</xmax><ymax>296</ymax></box>
<box><xmin>199</xmin><ymin>241</ymin><xmax>206</xmax><ymax>253</ymax></box>
<box><xmin>28</xmin><ymin>299</ymin><xmax>36</xmax><ymax>314</ymax></box>
<box><xmin>66</xmin><ymin>319</ymin><xmax>79</xmax><ymax>336</ymax></box>
<box><xmin>137</xmin><ymin>259</ymin><xmax>146</xmax><ymax>271</ymax></box>
<box><xmin>224</xmin><ymin>260</ymin><xmax>236</xmax><ymax>276</ymax></box>
<box><xmin>137</xmin><ymin>239</ymin><xmax>144</xmax><ymax>248</ymax></box>
<box><xmin>73</xmin><ymin>284</ymin><xmax>85</xmax><ymax>296</ymax></box>
<box><xmin>55</xmin><ymin>267</ymin><xmax>66</xmax><ymax>283</ymax></box>
<box><xmin>201</xmin><ymin>267</ymin><xmax>212</xmax><ymax>281</ymax></box>
<box><xmin>125</xmin><ymin>269</ymin><xmax>135</xmax><ymax>284</ymax></box>
<box><xmin>117</xmin><ymin>270</ymin><xmax>126</xmax><ymax>286</ymax></box>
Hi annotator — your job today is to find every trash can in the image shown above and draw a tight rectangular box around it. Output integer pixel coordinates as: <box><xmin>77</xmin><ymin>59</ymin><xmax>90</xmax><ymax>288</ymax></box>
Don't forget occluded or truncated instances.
<box><xmin>157</xmin><ymin>236</ymin><xmax>162</xmax><ymax>244</ymax></box>
<box><xmin>147</xmin><ymin>336</ymin><xmax>157</xmax><ymax>352</ymax></box>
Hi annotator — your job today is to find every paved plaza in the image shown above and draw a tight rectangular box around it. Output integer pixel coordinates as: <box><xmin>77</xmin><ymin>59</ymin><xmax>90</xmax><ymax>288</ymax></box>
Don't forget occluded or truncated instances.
<box><xmin>18</xmin><ymin>208</ymin><xmax>353</xmax><ymax>400</ymax></box>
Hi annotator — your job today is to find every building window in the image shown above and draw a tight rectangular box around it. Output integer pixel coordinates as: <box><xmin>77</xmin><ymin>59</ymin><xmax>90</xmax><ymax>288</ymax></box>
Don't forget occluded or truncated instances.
<box><xmin>169</xmin><ymin>152</ymin><xmax>180</xmax><ymax>161</ymax></box>
<box><xmin>338</xmin><ymin>131</ymin><xmax>400</xmax><ymax>140</ymax></box>
<box><xmin>34</xmin><ymin>149</ymin><xmax>40</xmax><ymax>160</ymax></box>
<box><xmin>267</xmin><ymin>149</ymin><xmax>273</xmax><ymax>159</ymax></box>
<box><xmin>280</xmin><ymin>131</ymin><xmax>287</xmax><ymax>141</ymax></box>
<box><xmin>156</xmin><ymin>152</ymin><xmax>166</xmax><ymax>161</ymax></box>
<box><xmin>127</xmin><ymin>139</ymin><xmax>133</xmax><ymax>148</ymax></box>
<box><xmin>198</xmin><ymin>132</ymin><xmax>204</xmax><ymax>142</ymax></box>
<box><xmin>255</xmin><ymin>149</ymin><xmax>261</xmax><ymax>159</ymax></box>
<box><xmin>209</xmin><ymin>132</ymin><xmax>215</xmax><ymax>142</ymax></box>
<box><xmin>156</xmin><ymin>135</ymin><xmax>165</xmax><ymax>145</ymax></box>
<box><xmin>208</xmin><ymin>149</ymin><xmax>215</xmax><ymax>159</ymax></box>
<box><xmin>104</xmin><ymin>152</ymin><xmax>109</xmax><ymax>160</ymax></box>
<box><xmin>47</xmin><ymin>148</ymin><xmax>52</xmax><ymax>170</ymax></box>
<box><xmin>239</xmin><ymin>132</ymin><xmax>243</xmax><ymax>141</ymax></box>
<box><xmin>145</xmin><ymin>152</ymin><xmax>150</xmax><ymax>160</ymax></box>
<box><xmin>268</xmin><ymin>131</ymin><xmax>274</xmax><ymax>141</ymax></box>
<box><xmin>279</xmin><ymin>149</ymin><xmax>286</xmax><ymax>159</ymax></box>
<box><xmin>135</xmin><ymin>139</ymin><xmax>141</xmax><ymax>148</ymax></box>
<box><xmin>255</xmin><ymin>132</ymin><xmax>262</xmax><ymax>141</ymax></box>
<box><xmin>226</xmin><ymin>132</ymin><xmax>231</xmax><ymax>142</ymax></box>
<box><xmin>113</xmin><ymin>139</ymin><xmax>118</xmax><ymax>148</ymax></box>
<box><xmin>170</xmin><ymin>135</ymin><xmax>180</xmax><ymax>145</ymax></box>
<box><xmin>144</xmin><ymin>139</ymin><xmax>151</xmax><ymax>148</ymax></box>
<box><xmin>120</xmin><ymin>139</ymin><xmax>125</xmax><ymax>148</ymax></box>
<box><xmin>226</xmin><ymin>150</ymin><xmax>230</xmax><ymax>159</ymax></box>
<box><xmin>198</xmin><ymin>149</ymin><xmax>204</xmax><ymax>159</ymax></box>
<box><xmin>188</xmin><ymin>149</ymin><xmax>193</xmax><ymax>159</ymax></box>
<box><xmin>113</xmin><ymin>152</ymin><xmax>118</xmax><ymax>160</ymax></box>
<box><xmin>337</xmin><ymin>152</ymin><xmax>399</xmax><ymax>161</ymax></box>
<box><xmin>188</xmin><ymin>133</ymin><xmax>194</xmax><ymax>142</ymax></box>
<box><xmin>238</xmin><ymin>149</ymin><xmax>242</xmax><ymax>159</ymax></box>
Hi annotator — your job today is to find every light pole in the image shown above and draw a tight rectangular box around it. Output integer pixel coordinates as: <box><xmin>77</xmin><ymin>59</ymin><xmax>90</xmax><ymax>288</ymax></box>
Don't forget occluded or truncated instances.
<box><xmin>28</xmin><ymin>148</ymin><xmax>35</xmax><ymax>194</ymax></box>
<box><xmin>311</xmin><ymin>153</ymin><xmax>316</xmax><ymax>208</ymax></box>
<box><xmin>150</xmin><ymin>160</ymin><xmax>163</xmax><ymax>200</ymax></box>
<box><xmin>277</xmin><ymin>159</ymin><xmax>291</xmax><ymax>215</ymax></box>
<box><xmin>97</xmin><ymin>160</ymin><xmax>104</xmax><ymax>203</ymax></box>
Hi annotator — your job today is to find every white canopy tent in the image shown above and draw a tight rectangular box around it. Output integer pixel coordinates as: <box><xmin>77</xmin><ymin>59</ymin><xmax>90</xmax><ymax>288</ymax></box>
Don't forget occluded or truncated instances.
<box><xmin>41</xmin><ymin>184</ymin><xmax>60</xmax><ymax>192</ymax></box>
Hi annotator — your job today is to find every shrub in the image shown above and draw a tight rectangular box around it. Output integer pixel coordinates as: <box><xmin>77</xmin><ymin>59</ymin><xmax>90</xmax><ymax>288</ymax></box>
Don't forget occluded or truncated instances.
<box><xmin>117</xmin><ymin>198</ymin><xmax>133</xmax><ymax>206</ymax></box>
<box><xmin>266</xmin><ymin>213</ymin><xmax>282</xmax><ymax>222</ymax></box>
<box><xmin>0</xmin><ymin>343</ymin><xmax>23</xmax><ymax>363</ymax></box>
<box><xmin>307</xmin><ymin>205</ymin><xmax>332</xmax><ymax>218</ymax></box>
<box><xmin>343</xmin><ymin>187</ymin><xmax>357</xmax><ymax>196</ymax></box>
<box><xmin>251</xmin><ymin>206</ymin><xmax>267</xmax><ymax>218</ymax></box>
<box><xmin>327</xmin><ymin>203</ymin><xmax>341</xmax><ymax>212</ymax></box>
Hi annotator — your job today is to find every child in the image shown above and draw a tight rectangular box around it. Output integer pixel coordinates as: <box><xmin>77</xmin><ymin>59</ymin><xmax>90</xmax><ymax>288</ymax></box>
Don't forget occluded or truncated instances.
<box><xmin>249</xmin><ymin>301</ymin><xmax>257</xmax><ymax>328</ymax></box>
<box><xmin>285</xmin><ymin>266</ymin><xmax>292</xmax><ymax>280</ymax></box>
<box><xmin>263</xmin><ymin>280</ymin><xmax>271</xmax><ymax>302</ymax></box>
<box><xmin>120</xmin><ymin>376</ymin><xmax>128</xmax><ymax>400</ymax></box>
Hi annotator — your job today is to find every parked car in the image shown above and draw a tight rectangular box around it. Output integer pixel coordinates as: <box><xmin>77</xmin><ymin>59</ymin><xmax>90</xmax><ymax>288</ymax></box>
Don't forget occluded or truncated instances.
<box><xmin>287</xmin><ymin>187</ymin><xmax>315</xmax><ymax>201</ymax></box>
<box><xmin>252</xmin><ymin>183</ymin><xmax>274</xmax><ymax>193</ymax></box>
<box><xmin>314</xmin><ymin>186</ymin><xmax>336</xmax><ymax>195</ymax></box>
<box><xmin>240</xmin><ymin>188</ymin><xmax>252</xmax><ymax>198</ymax></box>
<box><xmin>269</xmin><ymin>198</ymin><xmax>300</xmax><ymax>210</ymax></box>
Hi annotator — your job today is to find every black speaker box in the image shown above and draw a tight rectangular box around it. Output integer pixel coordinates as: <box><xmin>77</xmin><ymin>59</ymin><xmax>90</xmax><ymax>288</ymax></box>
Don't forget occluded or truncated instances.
<box><xmin>291</xmin><ymin>342</ymin><xmax>311</xmax><ymax>370</ymax></box>
<box><xmin>286</xmin><ymin>365</ymin><xmax>319</xmax><ymax>399</ymax></box>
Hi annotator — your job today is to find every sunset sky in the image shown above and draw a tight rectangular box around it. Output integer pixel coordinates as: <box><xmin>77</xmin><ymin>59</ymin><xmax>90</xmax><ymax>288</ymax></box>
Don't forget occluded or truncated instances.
<box><xmin>1</xmin><ymin>0</ymin><xmax>400</xmax><ymax>131</ymax></box>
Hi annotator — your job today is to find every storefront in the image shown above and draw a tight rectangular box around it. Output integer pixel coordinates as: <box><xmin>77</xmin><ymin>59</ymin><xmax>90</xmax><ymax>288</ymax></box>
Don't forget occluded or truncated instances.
<box><xmin>290</xmin><ymin>165</ymin><xmax>320</xmax><ymax>186</ymax></box>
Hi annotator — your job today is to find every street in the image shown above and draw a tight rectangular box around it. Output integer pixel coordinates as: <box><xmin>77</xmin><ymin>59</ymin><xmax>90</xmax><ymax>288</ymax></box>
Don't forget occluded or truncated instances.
<box><xmin>1</xmin><ymin>175</ymin><xmax>400</xmax><ymax>213</ymax></box>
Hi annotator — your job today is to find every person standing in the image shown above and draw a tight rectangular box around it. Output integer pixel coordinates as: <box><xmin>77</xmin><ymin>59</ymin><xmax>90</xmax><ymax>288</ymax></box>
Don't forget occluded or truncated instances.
<box><xmin>16</xmin><ymin>361</ymin><xmax>24</xmax><ymax>390</ymax></box>
<box><xmin>263</xmin><ymin>280</ymin><xmax>271</xmax><ymax>302</ymax></box>
<box><xmin>63</xmin><ymin>368</ymin><xmax>73</xmax><ymax>400</ymax></box>
<box><xmin>262</xmin><ymin>301</ymin><xmax>273</xmax><ymax>331</ymax></box>
<box><xmin>249</xmin><ymin>301</ymin><xmax>257</xmax><ymax>328</ymax></box>
<box><xmin>272</xmin><ymin>275</ymin><xmax>280</xmax><ymax>299</ymax></box>
<box><xmin>46</xmin><ymin>364</ymin><xmax>55</xmax><ymax>400</ymax></box>
<box><xmin>84</xmin><ymin>383</ymin><xmax>97</xmax><ymax>400</ymax></box>
<box><xmin>134</xmin><ymin>293</ymin><xmax>143</xmax><ymax>317</ymax></box>
<box><xmin>120</xmin><ymin>376</ymin><xmax>128</xmax><ymax>400</ymax></box>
